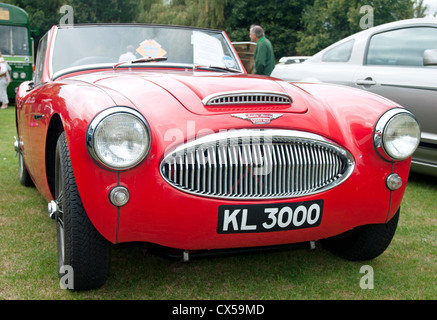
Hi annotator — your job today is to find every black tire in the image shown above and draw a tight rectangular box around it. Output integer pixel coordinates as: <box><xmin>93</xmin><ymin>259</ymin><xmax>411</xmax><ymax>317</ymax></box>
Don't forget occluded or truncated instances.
<box><xmin>55</xmin><ymin>132</ymin><xmax>110</xmax><ymax>290</ymax></box>
<box><xmin>18</xmin><ymin>151</ymin><xmax>33</xmax><ymax>186</ymax></box>
<box><xmin>322</xmin><ymin>209</ymin><xmax>400</xmax><ymax>261</ymax></box>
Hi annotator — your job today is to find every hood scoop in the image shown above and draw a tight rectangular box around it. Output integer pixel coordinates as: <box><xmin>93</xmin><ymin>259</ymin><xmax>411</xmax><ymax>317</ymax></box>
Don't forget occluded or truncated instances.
<box><xmin>203</xmin><ymin>91</ymin><xmax>292</xmax><ymax>107</ymax></box>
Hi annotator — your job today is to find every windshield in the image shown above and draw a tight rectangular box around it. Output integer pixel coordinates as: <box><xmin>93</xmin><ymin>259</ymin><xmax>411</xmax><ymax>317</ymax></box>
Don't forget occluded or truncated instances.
<box><xmin>0</xmin><ymin>25</ymin><xmax>30</xmax><ymax>56</ymax></box>
<box><xmin>51</xmin><ymin>25</ymin><xmax>242</xmax><ymax>77</ymax></box>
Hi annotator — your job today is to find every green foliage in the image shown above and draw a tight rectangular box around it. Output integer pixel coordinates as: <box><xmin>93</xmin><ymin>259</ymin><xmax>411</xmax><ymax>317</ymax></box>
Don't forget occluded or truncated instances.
<box><xmin>63</xmin><ymin>0</ymin><xmax>139</xmax><ymax>23</ymax></box>
<box><xmin>135</xmin><ymin>0</ymin><xmax>227</xmax><ymax>29</ymax></box>
<box><xmin>3</xmin><ymin>0</ymin><xmax>139</xmax><ymax>44</ymax></box>
<box><xmin>296</xmin><ymin>0</ymin><xmax>416</xmax><ymax>55</ymax></box>
<box><xmin>2</xmin><ymin>0</ymin><xmax>422</xmax><ymax>58</ymax></box>
<box><xmin>224</xmin><ymin>0</ymin><xmax>308</xmax><ymax>63</ymax></box>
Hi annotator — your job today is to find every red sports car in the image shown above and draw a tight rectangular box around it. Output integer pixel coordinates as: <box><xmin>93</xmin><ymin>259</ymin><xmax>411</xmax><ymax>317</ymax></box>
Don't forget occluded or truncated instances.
<box><xmin>15</xmin><ymin>24</ymin><xmax>420</xmax><ymax>290</ymax></box>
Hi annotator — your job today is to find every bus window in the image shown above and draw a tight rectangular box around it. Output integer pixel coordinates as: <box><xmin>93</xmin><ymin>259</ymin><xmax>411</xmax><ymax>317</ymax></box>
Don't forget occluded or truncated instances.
<box><xmin>0</xmin><ymin>26</ymin><xmax>30</xmax><ymax>56</ymax></box>
<box><xmin>0</xmin><ymin>3</ymin><xmax>33</xmax><ymax>101</ymax></box>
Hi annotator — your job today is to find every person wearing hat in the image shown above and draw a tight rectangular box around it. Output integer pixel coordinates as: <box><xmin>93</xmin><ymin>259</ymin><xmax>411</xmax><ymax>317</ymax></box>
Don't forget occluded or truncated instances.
<box><xmin>0</xmin><ymin>52</ymin><xmax>12</xmax><ymax>109</ymax></box>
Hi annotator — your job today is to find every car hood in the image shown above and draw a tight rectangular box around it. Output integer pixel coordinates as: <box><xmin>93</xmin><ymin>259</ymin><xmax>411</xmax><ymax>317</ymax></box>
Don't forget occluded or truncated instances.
<box><xmin>71</xmin><ymin>70</ymin><xmax>309</xmax><ymax>115</ymax></box>
<box><xmin>58</xmin><ymin>69</ymin><xmax>398</xmax><ymax>163</ymax></box>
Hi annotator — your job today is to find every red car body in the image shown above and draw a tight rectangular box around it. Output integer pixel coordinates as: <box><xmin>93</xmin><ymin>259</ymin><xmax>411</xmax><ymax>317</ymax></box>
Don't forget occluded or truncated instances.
<box><xmin>15</xmin><ymin>24</ymin><xmax>419</xmax><ymax>290</ymax></box>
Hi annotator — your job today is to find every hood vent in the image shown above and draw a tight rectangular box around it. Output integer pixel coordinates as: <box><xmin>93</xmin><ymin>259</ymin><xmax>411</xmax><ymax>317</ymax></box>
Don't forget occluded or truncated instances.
<box><xmin>203</xmin><ymin>91</ymin><xmax>292</xmax><ymax>107</ymax></box>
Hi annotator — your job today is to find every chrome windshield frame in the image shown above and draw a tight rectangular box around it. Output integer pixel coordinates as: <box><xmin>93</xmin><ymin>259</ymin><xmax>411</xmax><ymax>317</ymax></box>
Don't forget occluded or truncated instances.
<box><xmin>49</xmin><ymin>24</ymin><xmax>244</xmax><ymax>79</ymax></box>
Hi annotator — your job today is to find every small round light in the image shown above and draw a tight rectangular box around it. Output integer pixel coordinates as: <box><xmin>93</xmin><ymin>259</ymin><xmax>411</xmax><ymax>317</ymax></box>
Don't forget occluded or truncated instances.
<box><xmin>386</xmin><ymin>173</ymin><xmax>403</xmax><ymax>191</ymax></box>
<box><xmin>109</xmin><ymin>186</ymin><xmax>130</xmax><ymax>207</ymax></box>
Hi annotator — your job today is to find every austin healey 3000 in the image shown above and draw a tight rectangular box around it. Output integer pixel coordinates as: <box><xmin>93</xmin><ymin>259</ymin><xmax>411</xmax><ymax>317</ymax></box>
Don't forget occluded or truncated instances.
<box><xmin>15</xmin><ymin>24</ymin><xmax>420</xmax><ymax>290</ymax></box>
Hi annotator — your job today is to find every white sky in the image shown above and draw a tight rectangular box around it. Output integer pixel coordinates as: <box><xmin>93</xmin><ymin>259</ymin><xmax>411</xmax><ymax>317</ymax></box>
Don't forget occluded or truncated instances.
<box><xmin>423</xmin><ymin>0</ymin><xmax>437</xmax><ymax>16</ymax></box>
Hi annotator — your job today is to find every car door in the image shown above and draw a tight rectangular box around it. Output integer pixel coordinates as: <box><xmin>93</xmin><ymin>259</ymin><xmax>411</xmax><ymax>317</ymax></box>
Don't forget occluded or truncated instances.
<box><xmin>18</xmin><ymin>32</ymin><xmax>49</xmax><ymax>180</ymax></box>
<box><xmin>353</xmin><ymin>26</ymin><xmax>437</xmax><ymax>155</ymax></box>
<box><xmin>313</xmin><ymin>39</ymin><xmax>362</xmax><ymax>86</ymax></box>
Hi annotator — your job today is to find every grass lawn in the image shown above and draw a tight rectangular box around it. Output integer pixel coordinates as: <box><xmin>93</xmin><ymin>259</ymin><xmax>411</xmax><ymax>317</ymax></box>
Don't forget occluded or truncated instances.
<box><xmin>0</xmin><ymin>106</ymin><xmax>436</xmax><ymax>300</ymax></box>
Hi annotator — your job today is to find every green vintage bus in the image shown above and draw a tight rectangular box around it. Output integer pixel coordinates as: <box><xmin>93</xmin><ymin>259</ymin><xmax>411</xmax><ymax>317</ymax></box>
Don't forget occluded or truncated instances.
<box><xmin>0</xmin><ymin>3</ymin><xmax>33</xmax><ymax>101</ymax></box>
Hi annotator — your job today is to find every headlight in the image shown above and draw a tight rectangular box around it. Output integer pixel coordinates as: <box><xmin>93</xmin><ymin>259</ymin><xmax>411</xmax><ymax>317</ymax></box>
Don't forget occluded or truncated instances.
<box><xmin>87</xmin><ymin>107</ymin><xmax>151</xmax><ymax>170</ymax></box>
<box><xmin>374</xmin><ymin>108</ymin><xmax>420</xmax><ymax>161</ymax></box>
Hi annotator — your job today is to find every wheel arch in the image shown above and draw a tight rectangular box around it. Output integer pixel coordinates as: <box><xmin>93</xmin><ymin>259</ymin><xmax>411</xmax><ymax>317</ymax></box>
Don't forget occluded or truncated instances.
<box><xmin>46</xmin><ymin>113</ymin><xmax>65</xmax><ymax>199</ymax></box>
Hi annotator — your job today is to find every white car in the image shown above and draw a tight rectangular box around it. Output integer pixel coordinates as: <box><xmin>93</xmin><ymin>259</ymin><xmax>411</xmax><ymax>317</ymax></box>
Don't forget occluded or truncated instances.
<box><xmin>278</xmin><ymin>56</ymin><xmax>310</xmax><ymax>64</ymax></box>
<box><xmin>272</xmin><ymin>18</ymin><xmax>437</xmax><ymax>177</ymax></box>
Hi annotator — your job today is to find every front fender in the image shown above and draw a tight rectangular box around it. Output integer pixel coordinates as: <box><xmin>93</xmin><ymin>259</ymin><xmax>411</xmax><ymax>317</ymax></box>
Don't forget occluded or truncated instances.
<box><xmin>51</xmin><ymin>81</ymin><xmax>130</xmax><ymax>243</ymax></box>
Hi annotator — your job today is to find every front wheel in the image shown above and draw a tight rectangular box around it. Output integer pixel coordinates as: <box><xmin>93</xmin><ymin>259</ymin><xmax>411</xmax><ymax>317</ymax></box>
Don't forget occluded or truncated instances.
<box><xmin>322</xmin><ymin>210</ymin><xmax>400</xmax><ymax>261</ymax></box>
<box><xmin>18</xmin><ymin>151</ymin><xmax>33</xmax><ymax>187</ymax></box>
<box><xmin>54</xmin><ymin>132</ymin><xmax>110</xmax><ymax>290</ymax></box>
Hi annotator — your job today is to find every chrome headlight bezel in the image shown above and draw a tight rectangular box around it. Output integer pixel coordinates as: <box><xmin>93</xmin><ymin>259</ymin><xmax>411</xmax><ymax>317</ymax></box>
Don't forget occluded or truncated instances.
<box><xmin>373</xmin><ymin>108</ymin><xmax>421</xmax><ymax>162</ymax></box>
<box><xmin>86</xmin><ymin>106</ymin><xmax>151</xmax><ymax>171</ymax></box>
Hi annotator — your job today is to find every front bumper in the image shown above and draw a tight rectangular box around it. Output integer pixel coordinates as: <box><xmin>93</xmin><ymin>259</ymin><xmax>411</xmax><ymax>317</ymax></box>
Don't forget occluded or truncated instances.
<box><xmin>75</xmin><ymin>153</ymin><xmax>409</xmax><ymax>250</ymax></box>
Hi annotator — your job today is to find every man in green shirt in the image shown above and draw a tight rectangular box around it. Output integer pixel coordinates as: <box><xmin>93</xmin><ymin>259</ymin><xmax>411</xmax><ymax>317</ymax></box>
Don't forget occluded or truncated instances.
<box><xmin>249</xmin><ymin>25</ymin><xmax>276</xmax><ymax>76</ymax></box>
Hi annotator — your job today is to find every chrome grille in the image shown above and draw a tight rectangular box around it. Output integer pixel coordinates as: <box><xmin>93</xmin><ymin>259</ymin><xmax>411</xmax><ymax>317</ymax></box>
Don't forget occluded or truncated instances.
<box><xmin>203</xmin><ymin>91</ymin><xmax>292</xmax><ymax>106</ymax></box>
<box><xmin>160</xmin><ymin>130</ymin><xmax>354</xmax><ymax>199</ymax></box>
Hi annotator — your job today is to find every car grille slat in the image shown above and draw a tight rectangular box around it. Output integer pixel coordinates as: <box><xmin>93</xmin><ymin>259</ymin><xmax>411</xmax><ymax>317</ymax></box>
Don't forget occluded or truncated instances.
<box><xmin>160</xmin><ymin>130</ymin><xmax>354</xmax><ymax>199</ymax></box>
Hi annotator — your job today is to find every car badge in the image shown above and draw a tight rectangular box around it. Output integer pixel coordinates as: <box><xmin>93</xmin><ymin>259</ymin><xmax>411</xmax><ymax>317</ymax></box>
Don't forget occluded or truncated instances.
<box><xmin>232</xmin><ymin>113</ymin><xmax>283</xmax><ymax>125</ymax></box>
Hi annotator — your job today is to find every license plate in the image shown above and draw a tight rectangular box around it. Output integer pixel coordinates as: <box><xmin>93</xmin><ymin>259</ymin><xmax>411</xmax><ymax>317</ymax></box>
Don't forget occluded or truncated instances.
<box><xmin>217</xmin><ymin>200</ymin><xmax>323</xmax><ymax>234</ymax></box>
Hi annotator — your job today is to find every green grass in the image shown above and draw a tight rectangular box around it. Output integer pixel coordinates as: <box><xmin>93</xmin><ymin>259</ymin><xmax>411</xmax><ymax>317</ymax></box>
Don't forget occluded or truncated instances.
<box><xmin>0</xmin><ymin>106</ymin><xmax>436</xmax><ymax>300</ymax></box>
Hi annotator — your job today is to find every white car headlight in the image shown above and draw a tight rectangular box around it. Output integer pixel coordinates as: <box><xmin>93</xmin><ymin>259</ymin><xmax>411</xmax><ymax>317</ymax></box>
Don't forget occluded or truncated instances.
<box><xmin>374</xmin><ymin>109</ymin><xmax>420</xmax><ymax>161</ymax></box>
<box><xmin>87</xmin><ymin>107</ymin><xmax>151</xmax><ymax>170</ymax></box>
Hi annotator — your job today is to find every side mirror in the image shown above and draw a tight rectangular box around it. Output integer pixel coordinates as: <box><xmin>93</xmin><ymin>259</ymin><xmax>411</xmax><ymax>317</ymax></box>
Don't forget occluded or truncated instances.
<box><xmin>16</xmin><ymin>81</ymin><xmax>34</xmax><ymax>96</ymax></box>
<box><xmin>25</xmin><ymin>81</ymin><xmax>35</xmax><ymax>92</ymax></box>
<box><xmin>423</xmin><ymin>49</ymin><xmax>437</xmax><ymax>66</ymax></box>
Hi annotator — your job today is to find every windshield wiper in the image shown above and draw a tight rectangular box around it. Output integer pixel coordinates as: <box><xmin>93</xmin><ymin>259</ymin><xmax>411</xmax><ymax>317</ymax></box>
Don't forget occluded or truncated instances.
<box><xmin>193</xmin><ymin>64</ymin><xmax>242</xmax><ymax>73</ymax></box>
<box><xmin>113</xmin><ymin>57</ymin><xmax>168</xmax><ymax>70</ymax></box>
<box><xmin>132</xmin><ymin>57</ymin><xmax>168</xmax><ymax>64</ymax></box>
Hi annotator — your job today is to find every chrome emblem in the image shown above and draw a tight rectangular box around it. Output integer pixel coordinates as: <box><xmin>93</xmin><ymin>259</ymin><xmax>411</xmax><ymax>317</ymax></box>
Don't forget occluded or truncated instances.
<box><xmin>232</xmin><ymin>113</ymin><xmax>283</xmax><ymax>125</ymax></box>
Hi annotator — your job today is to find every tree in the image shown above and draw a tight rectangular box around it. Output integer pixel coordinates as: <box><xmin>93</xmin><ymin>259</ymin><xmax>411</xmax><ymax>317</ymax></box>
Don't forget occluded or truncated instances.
<box><xmin>63</xmin><ymin>0</ymin><xmax>139</xmax><ymax>24</ymax></box>
<box><xmin>414</xmin><ymin>0</ymin><xmax>429</xmax><ymax>17</ymax></box>
<box><xmin>296</xmin><ymin>0</ymin><xmax>416</xmax><ymax>55</ymax></box>
<box><xmin>3</xmin><ymin>0</ymin><xmax>139</xmax><ymax>44</ymax></box>
<box><xmin>3</xmin><ymin>0</ymin><xmax>423</xmax><ymax>60</ymax></box>
<box><xmin>135</xmin><ymin>0</ymin><xmax>227</xmax><ymax>29</ymax></box>
<box><xmin>224</xmin><ymin>0</ymin><xmax>310</xmax><ymax>62</ymax></box>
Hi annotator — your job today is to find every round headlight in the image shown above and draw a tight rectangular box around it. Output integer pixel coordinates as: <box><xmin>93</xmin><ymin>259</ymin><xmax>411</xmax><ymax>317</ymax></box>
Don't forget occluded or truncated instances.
<box><xmin>374</xmin><ymin>109</ymin><xmax>420</xmax><ymax>161</ymax></box>
<box><xmin>87</xmin><ymin>107</ymin><xmax>151</xmax><ymax>170</ymax></box>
